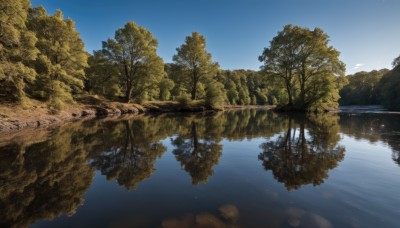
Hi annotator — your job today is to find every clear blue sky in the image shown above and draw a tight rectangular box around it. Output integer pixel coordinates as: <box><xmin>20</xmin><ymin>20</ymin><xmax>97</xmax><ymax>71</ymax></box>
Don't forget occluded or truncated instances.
<box><xmin>31</xmin><ymin>0</ymin><xmax>400</xmax><ymax>74</ymax></box>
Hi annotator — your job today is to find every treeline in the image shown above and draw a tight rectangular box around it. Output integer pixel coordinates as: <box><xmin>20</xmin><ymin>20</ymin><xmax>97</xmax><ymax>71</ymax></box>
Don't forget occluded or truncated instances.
<box><xmin>0</xmin><ymin>1</ymin><xmax>281</xmax><ymax>110</ymax></box>
<box><xmin>2</xmin><ymin>1</ymin><xmax>398</xmax><ymax>111</ymax></box>
<box><xmin>339</xmin><ymin>58</ymin><xmax>400</xmax><ymax>110</ymax></box>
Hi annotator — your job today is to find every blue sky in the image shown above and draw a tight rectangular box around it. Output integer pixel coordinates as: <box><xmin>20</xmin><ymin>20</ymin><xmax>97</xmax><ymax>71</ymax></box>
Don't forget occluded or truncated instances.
<box><xmin>31</xmin><ymin>0</ymin><xmax>400</xmax><ymax>74</ymax></box>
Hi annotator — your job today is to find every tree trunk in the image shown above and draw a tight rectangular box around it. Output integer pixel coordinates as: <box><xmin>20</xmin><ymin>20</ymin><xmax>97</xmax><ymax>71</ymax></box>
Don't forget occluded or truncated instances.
<box><xmin>191</xmin><ymin>73</ymin><xmax>197</xmax><ymax>100</ymax></box>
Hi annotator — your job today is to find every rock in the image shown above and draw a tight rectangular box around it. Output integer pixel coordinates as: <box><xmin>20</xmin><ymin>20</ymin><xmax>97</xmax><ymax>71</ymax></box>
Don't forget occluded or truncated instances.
<box><xmin>219</xmin><ymin>204</ymin><xmax>239</xmax><ymax>221</ymax></box>
<box><xmin>162</xmin><ymin>214</ymin><xmax>195</xmax><ymax>228</ymax></box>
<box><xmin>286</xmin><ymin>207</ymin><xmax>306</xmax><ymax>219</ymax></box>
<box><xmin>286</xmin><ymin>207</ymin><xmax>306</xmax><ymax>227</ymax></box>
<box><xmin>306</xmin><ymin>213</ymin><xmax>332</xmax><ymax>228</ymax></box>
<box><xmin>195</xmin><ymin>213</ymin><xmax>225</xmax><ymax>228</ymax></box>
<box><xmin>285</xmin><ymin>207</ymin><xmax>332</xmax><ymax>228</ymax></box>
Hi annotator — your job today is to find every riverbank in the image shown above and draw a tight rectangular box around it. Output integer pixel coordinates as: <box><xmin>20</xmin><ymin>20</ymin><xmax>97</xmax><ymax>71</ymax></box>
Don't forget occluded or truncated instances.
<box><xmin>0</xmin><ymin>97</ymin><xmax>274</xmax><ymax>133</ymax></box>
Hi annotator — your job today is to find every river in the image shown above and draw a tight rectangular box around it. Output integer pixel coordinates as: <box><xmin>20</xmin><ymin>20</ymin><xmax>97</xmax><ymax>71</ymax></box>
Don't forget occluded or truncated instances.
<box><xmin>1</xmin><ymin>109</ymin><xmax>399</xmax><ymax>227</ymax></box>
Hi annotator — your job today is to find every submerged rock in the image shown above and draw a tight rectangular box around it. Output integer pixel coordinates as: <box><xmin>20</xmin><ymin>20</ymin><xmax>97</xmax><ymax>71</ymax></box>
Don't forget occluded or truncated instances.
<box><xmin>162</xmin><ymin>213</ymin><xmax>195</xmax><ymax>228</ymax></box>
<box><xmin>285</xmin><ymin>207</ymin><xmax>333</xmax><ymax>228</ymax></box>
<box><xmin>195</xmin><ymin>213</ymin><xmax>225</xmax><ymax>228</ymax></box>
<box><xmin>219</xmin><ymin>204</ymin><xmax>240</xmax><ymax>222</ymax></box>
<box><xmin>306</xmin><ymin>213</ymin><xmax>332</xmax><ymax>228</ymax></box>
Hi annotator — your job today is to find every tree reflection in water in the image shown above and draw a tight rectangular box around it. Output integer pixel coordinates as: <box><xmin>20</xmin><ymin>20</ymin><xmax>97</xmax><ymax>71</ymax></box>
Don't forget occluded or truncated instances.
<box><xmin>258</xmin><ymin>114</ymin><xmax>345</xmax><ymax>190</ymax></box>
<box><xmin>90</xmin><ymin>119</ymin><xmax>166</xmax><ymax>190</ymax></box>
<box><xmin>171</xmin><ymin>115</ymin><xmax>223</xmax><ymax>185</ymax></box>
<box><xmin>4</xmin><ymin>109</ymin><xmax>400</xmax><ymax>227</ymax></box>
<box><xmin>339</xmin><ymin>113</ymin><xmax>400</xmax><ymax>166</ymax></box>
<box><xmin>0</xmin><ymin>124</ymin><xmax>94</xmax><ymax>228</ymax></box>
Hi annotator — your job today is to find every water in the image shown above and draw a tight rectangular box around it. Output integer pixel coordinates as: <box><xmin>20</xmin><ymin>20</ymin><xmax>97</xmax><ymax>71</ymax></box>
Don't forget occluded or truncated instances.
<box><xmin>1</xmin><ymin>110</ymin><xmax>399</xmax><ymax>228</ymax></box>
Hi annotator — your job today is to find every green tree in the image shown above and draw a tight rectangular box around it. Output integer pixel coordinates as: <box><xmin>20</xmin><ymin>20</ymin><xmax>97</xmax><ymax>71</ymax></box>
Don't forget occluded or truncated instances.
<box><xmin>85</xmin><ymin>51</ymin><xmax>121</xmax><ymax>98</ymax></box>
<box><xmin>100</xmin><ymin>21</ymin><xmax>164</xmax><ymax>102</ymax></box>
<box><xmin>205</xmin><ymin>81</ymin><xmax>225</xmax><ymax>109</ymax></box>
<box><xmin>173</xmin><ymin>32</ymin><xmax>219</xmax><ymax>100</ymax></box>
<box><xmin>159</xmin><ymin>77</ymin><xmax>175</xmax><ymax>100</ymax></box>
<box><xmin>392</xmin><ymin>54</ymin><xmax>400</xmax><ymax>68</ymax></box>
<box><xmin>27</xmin><ymin>7</ymin><xmax>88</xmax><ymax>109</ymax></box>
<box><xmin>379</xmin><ymin>64</ymin><xmax>400</xmax><ymax>110</ymax></box>
<box><xmin>0</xmin><ymin>0</ymin><xmax>38</xmax><ymax>103</ymax></box>
<box><xmin>259</xmin><ymin>25</ymin><xmax>346</xmax><ymax>112</ymax></box>
<box><xmin>340</xmin><ymin>69</ymin><xmax>389</xmax><ymax>105</ymax></box>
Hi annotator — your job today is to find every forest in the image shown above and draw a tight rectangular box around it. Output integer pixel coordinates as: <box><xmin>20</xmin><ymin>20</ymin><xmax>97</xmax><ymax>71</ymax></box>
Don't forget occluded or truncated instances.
<box><xmin>1</xmin><ymin>0</ymin><xmax>400</xmax><ymax>112</ymax></box>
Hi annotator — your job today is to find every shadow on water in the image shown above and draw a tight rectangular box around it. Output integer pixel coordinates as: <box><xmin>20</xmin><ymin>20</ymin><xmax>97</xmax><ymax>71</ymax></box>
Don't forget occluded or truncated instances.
<box><xmin>258</xmin><ymin>113</ymin><xmax>346</xmax><ymax>190</ymax></box>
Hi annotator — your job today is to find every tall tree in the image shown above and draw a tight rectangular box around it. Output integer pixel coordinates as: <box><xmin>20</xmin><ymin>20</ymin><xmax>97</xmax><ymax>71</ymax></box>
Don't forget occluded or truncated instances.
<box><xmin>27</xmin><ymin>7</ymin><xmax>88</xmax><ymax>109</ymax></box>
<box><xmin>173</xmin><ymin>32</ymin><xmax>219</xmax><ymax>100</ymax></box>
<box><xmin>259</xmin><ymin>25</ymin><xmax>346</xmax><ymax>112</ymax></box>
<box><xmin>0</xmin><ymin>0</ymin><xmax>38</xmax><ymax>102</ymax></box>
<box><xmin>100</xmin><ymin>21</ymin><xmax>164</xmax><ymax>102</ymax></box>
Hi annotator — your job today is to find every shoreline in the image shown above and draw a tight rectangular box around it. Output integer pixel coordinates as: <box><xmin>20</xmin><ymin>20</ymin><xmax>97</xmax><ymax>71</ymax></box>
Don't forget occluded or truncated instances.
<box><xmin>0</xmin><ymin>100</ymin><xmax>274</xmax><ymax>134</ymax></box>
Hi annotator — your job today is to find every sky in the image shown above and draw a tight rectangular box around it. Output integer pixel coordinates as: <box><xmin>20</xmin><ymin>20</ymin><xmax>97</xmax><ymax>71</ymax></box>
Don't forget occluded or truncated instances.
<box><xmin>31</xmin><ymin>0</ymin><xmax>400</xmax><ymax>74</ymax></box>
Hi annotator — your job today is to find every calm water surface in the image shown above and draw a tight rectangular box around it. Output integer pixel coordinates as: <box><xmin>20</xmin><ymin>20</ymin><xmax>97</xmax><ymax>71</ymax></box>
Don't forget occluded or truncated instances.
<box><xmin>1</xmin><ymin>110</ymin><xmax>399</xmax><ymax>228</ymax></box>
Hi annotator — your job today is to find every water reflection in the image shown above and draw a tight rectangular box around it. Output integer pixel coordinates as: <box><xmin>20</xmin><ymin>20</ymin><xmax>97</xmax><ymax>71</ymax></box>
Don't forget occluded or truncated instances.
<box><xmin>0</xmin><ymin>123</ymin><xmax>94</xmax><ymax>228</ymax></box>
<box><xmin>339</xmin><ymin>113</ymin><xmax>400</xmax><ymax>166</ymax></box>
<box><xmin>1</xmin><ymin>110</ymin><xmax>400</xmax><ymax>227</ymax></box>
<box><xmin>90</xmin><ymin>119</ymin><xmax>166</xmax><ymax>190</ymax></box>
<box><xmin>171</xmin><ymin>117</ymin><xmax>223</xmax><ymax>185</ymax></box>
<box><xmin>258</xmin><ymin>114</ymin><xmax>345</xmax><ymax>190</ymax></box>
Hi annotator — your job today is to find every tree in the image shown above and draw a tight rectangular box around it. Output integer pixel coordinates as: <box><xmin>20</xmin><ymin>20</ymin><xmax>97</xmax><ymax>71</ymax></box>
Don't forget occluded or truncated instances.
<box><xmin>173</xmin><ymin>32</ymin><xmax>219</xmax><ymax>100</ymax></box>
<box><xmin>158</xmin><ymin>77</ymin><xmax>175</xmax><ymax>100</ymax></box>
<box><xmin>259</xmin><ymin>25</ymin><xmax>346</xmax><ymax>112</ymax></box>
<box><xmin>100</xmin><ymin>21</ymin><xmax>164</xmax><ymax>102</ymax></box>
<box><xmin>340</xmin><ymin>69</ymin><xmax>389</xmax><ymax>105</ymax></box>
<box><xmin>205</xmin><ymin>81</ymin><xmax>225</xmax><ymax>109</ymax></box>
<box><xmin>0</xmin><ymin>0</ymin><xmax>38</xmax><ymax>103</ymax></box>
<box><xmin>379</xmin><ymin>65</ymin><xmax>400</xmax><ymax>110</ymax></box>
<box><xmin>27</xmin><ymin>7</ymin><xmax>88</xmax><ymax>109</ymax></box>
<box><xmin>85</xmin><ymin>51</ymin><xmax>121</xmax><ymax>98</ymax></box>
<box><xmin>392</xmin><ymin>54</ymin><xmax>400</xmax><ymax>68</ymax></box>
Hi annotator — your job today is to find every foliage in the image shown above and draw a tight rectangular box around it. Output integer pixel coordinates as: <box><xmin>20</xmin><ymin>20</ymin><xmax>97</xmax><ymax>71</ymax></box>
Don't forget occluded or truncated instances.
<box><xmin>0</xmin><ymin>0</ymin><xmax>38</xmax><ymax>103</ymax></box>
<box><xmin>85</xmin><ymin>51</ymin><xmax>121</xmax><ymax>98</ymax></box>
<box><xmin>27</xmin><ymin>7</ymin><xmax>88</xmax><ymax>109</ymax></box>
<box><xmin>205</xmin><ymin>81</ymin><xmax>225</xmax><ymax>109</ymax></box>
<box><xmin>173</xmin><ymin>32</ymin><xmax>219</xmax><ymax>100</ymax></box>
<box><xmin>378</xmin><ymin>65</ymin><xmax>400</xmax><ymax>110</ymax></box>
<box><xmin>99</xmin><ymin>22</ymin><xmax>164</xmax><ymax>102</ymax></box>
<box><xmin>159</xmin><ymin>77</ymin><xmax>175</xmax><ymax>101</ymax></box>
<box><xmin>259</xmin><ymin>25</ymin><xmax>346</xmax><ymax>112</ymax></box>
<box><xmin>340</xmin><ymin>69</ymin><xmax>389</xmax><ymax>105</ymax></box>
<box><xmin>392</xmin><ymin>54</ymin><xmax>400</xmax><ymax>68</ymax></box>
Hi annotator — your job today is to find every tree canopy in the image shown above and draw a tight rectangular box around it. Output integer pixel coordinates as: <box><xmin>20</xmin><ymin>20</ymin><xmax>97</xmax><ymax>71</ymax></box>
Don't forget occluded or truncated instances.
<box><xmin>27</xmin><ymin>6</ymin><xmax>88</xmax><ymax>109</ymax></box>
<box><xmin>339</xmin><ymin>69</ymin><xmax>389</xmax><ymax>106</ymax></box>
<box><xmin>259</xmin><ymin>25</ymin><xmax>346</xmax><ymax>112</ymax></box>
<box><xmin>173</xmin><ymin>32</ymin><xmax>219</xmax><ymax>100</ymax></box>
<box><xmin>0</xmin><ymin>0</ymin><xmax>38</xmax><ymax>103</ymax></box>
<box><xmin>99</xmin><ymin>22</ymin><xmax>164</xmax><ymax>102</ymax></box>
